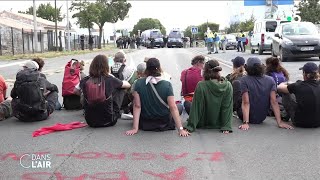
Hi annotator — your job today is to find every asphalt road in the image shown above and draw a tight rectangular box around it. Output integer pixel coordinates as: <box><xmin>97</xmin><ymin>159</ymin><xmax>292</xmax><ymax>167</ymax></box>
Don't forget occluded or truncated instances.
<box><xmin>0</xmin><ymin>47</ymin><xmax>319</xmax><ymax>180</ymax></box>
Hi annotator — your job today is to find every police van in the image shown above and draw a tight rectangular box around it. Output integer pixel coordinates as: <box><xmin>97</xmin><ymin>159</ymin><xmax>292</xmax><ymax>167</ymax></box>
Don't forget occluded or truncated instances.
<box><xmin>141</xmin><ymin>29</ymin><xmax>164</xmax><ymax>48</ymax></box>
<box><xmin>167</xmin><ymin>29</ymin><xmax>184</xmax><ymax>48</ymax></box>
<box><xmin>250</xmin><ymin>19</ymin><xmax>289</xmax><ymax>55</ymax></box>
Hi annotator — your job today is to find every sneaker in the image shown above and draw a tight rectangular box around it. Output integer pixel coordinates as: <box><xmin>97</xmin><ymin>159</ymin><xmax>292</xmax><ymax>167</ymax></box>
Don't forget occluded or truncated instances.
<box><xmin>232</xmin><ymin>111</ymin><xmax>239</xmax><ymax>119</ymax></box>
<box><xmin>121</xmin><ymin>113</ymin><xmax>133</xmax><ymax>120</ymax></box>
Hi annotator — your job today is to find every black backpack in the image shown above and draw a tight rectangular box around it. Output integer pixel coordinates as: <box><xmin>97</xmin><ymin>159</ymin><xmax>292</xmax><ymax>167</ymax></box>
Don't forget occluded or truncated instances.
<box><xmin>15</xmin><ymin>69</ymin><xmax>47</xmax><ymax>114</ymax></box>
<box><xmin>111</xmin><ymin>64</ymin><xmax>126</xmax><ymax>80</ymax></box>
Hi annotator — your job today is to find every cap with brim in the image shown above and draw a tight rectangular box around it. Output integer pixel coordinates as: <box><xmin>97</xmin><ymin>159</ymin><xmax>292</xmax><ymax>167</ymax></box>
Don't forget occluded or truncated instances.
<box><xmin>231</xmin><ymin>56</ymin><xmax>245</xmax><ymax>68</ymax></box>
<box><xmin>22</xmin><ymin>60</ymin><xmax>39</xmax><ymax>70</ymax></box>
<box><xmin>246</xmin><ymin>57</ymin><xmax>262</xmax><ymax>67</ymax></box>
<box><xmin>299</xmin><ymin>62</ymin><xmax>318</xmax><ymax>74</ymax></box>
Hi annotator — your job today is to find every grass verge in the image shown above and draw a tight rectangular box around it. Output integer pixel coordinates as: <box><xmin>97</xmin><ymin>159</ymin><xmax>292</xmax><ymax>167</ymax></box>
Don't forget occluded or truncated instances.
<box><xmin>0</xmin><ymin>45</ymin><xmax>116</xmax><ymax>61</ymax></box>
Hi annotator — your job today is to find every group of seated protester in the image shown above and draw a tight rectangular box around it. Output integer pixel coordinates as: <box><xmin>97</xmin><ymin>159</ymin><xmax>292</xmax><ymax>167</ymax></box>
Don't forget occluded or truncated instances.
<box><xmin>0</xmin><ymin>52</ymin><xmax>320</xmax><ymax>137</ymax></box>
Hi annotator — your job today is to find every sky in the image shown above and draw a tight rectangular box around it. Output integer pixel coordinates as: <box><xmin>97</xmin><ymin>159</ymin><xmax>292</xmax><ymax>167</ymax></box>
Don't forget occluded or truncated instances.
<box><xmin>0</xmin><ymin>1</ymin><xmax>295</xmax><ymax>36</ymax></box>
<box><xmin>0</xmin><ymin>1</ymin><xmax>233</xmax><ymax>35</ymax></box>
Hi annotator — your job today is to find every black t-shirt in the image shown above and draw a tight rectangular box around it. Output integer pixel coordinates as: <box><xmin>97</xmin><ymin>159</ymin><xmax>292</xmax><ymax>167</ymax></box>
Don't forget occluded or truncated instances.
<box><xmin>287</xmin><ymin>80</ymin><xmax>320</xmax><ymax>127</ymax></box>
<box><xmin>80</xmin><ymin>75</ymin><xmax>123</xmax><ymax>127</ymax></box>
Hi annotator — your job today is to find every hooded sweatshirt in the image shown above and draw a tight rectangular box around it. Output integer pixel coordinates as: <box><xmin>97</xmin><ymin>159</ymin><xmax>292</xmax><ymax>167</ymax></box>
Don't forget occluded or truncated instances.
<box><xmin>185</xmin><ymin>78</ymin><xmax>233</xmax><ymax>132</ymax></box>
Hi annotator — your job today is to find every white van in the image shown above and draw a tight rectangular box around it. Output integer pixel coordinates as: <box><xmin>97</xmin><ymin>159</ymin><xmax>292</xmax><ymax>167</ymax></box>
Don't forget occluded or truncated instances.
<box><xmin>250</xmin><ymin>19</ymin><xmax>289</xmax><ymax>55</ymax></box>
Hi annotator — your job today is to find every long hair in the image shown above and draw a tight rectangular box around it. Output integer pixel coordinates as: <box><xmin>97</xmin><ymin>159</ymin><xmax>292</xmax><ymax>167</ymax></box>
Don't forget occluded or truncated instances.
<box><xmin>89</xmin><ymin>55</ymin><xmax>109</xmax><ymax>77</ymax></box>
<box><xmin>266</xmin><ymin>57</ymin><xmax>289</xmax><ymax>80</ymax></box>
<box><xmin>144</xmin><ymin>58</ymin><xmax>162</xmax><ymax>77</ymax></box>
<box><xmin>230</xmin><ymin>66</ymin><xmax>245</xmax><ymax>81</ymax></box>
<box><xmin>203</xmin><ymin>60</ymin><xmax>222</xmax><ymax>81</ymax></box>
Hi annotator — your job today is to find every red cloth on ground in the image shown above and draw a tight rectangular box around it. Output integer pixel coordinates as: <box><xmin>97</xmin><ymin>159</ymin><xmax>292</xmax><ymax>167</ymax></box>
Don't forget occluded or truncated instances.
<box><xmin>32</xmin><ymin>121</ymin><xmax>87</xmax><ymax>137</ymax></box>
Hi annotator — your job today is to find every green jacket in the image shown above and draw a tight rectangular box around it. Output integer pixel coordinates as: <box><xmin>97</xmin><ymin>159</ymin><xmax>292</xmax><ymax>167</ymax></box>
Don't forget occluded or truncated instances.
<box><xmin>185</xmin><ymin>78</ymin><xmax>233</xmax><ymax>132</ymax></box>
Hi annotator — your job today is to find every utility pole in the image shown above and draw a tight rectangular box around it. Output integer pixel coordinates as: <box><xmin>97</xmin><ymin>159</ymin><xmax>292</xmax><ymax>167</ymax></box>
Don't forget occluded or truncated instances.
<box><xmin>33</xmin><ymin>0</ymin><xmax>38</xmax><ymax>53</ymax></box>
<box><xmin>55</xmin><ymin>0</ymin><xmax>58</xmax><ymax>51</ymax></box>
<box><xmin>66</xmin><ymin>0</ymin><xmax>71</xmax><ymax>51</ymax></box>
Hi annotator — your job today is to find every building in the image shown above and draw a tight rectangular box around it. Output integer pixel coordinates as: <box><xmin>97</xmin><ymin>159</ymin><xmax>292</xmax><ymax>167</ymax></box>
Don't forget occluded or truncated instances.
<box><xmin>0</xmin><ymin>11</ymin><xmax>66</xmax><ymax>55</ymax></box>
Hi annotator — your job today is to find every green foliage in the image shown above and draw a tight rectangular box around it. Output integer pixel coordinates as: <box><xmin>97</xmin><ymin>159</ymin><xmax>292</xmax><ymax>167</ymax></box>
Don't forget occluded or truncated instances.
<box><xmin>225</xmin><ymin>14</ymin><xmax>255</xmax><ymax>33</ymax></box>
<box><xmin>184</xmin><ymin>22</ymin><xmax>219</xmax><ymax>39</ymax></box>
<box><xmin>226</xmin><ymin>22</ymin><xmax>240</xmax><ymax>34</ymax></box>
<box><xmin>132</xmin><ymin>18</ymin><xmax>166</xmax><ymax>36</ymax></box>
<box><xmin>71</xmin><ymin>0</ymin><xmax>96</xmax><ymax>35</ymax></box>
<box><xmin>298</xmin><ymin>0</ymin><xmax>320</xmax><ymax>24</ymax></box>
<box><xmin>18</xmin><ymin>3</ymin><xmax>64</xmax><ymax>22</ymax></box>
<box><xmin>71</xmin><ymin>0</ymin><xmax>131</xmax><ymax>49</ymax></box>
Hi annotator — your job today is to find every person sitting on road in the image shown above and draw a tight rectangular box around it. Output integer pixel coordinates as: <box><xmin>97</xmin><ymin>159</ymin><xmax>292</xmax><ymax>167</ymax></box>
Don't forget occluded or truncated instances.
<box><xmin>226</xmin><ymin>56</ymin><xmax>246</xmax><ymax>83</ymax></box>
<box><xmin>111</xmin><ymin>51</ymin><xmax>136</xmax><ymax>116</ymax></box>
<box><xmin>265</xmin><ymin>57</ymin><xmax>290</xmax><ymax>120</ymax></box>
<box><xmin>144</xmin><ymin>57</ymin><xmax>172</xmax><ymax>81</ymax></box>
<box><xmin>184</xmin><ymin>60</ymin><xmax>233</xmax><ymax>134</ymax></box>
<box><xmin>265</xmin><ymin>57</ymin><xmax>289</xmax><ymax>86</ymax></box>
<box><xmin>278</xmin><ymin>62</ymin><xmax>320</xmax><ymax>128</ymax></box>
<box><xmin>32</xmin><ymin>57</ymin><xmax>65</xmax><ymax>110</ymax></box>
<box><xmin>125</xmin><ymin>58</ymin><xmax>190</xmax><ymax>137</ymax></box>
<box><xmin>0</xmin><ymin>74</ymin><xmax>12</xmax><ymax>121</ymax></box>
<box><xmin>32</xmin><ymin>57</ymin><xmax>46</xmax><ymax>79</ymax></box>
<box><xmin>237</xmin><ymin>57</ymin><xmax>293</xmax><ymax>131</ymax></box>
<box><xmin>80</xmin><ymin>55</ymin><xmax>131</xmax><ymax>128</ymax></box>
<box><xmin>226</xmin><ymin>56</ymin><xmax>246</xmax><ymax>114</ymax></box>
<box><xmin>11</xmin><ymin>61</ymin><xmax>59</xmax><ymax>122</ymax></box>
<box><xmin>180</xmin><ymin>55</ymin><xmax>204</xmax><ymax>115</ymax></box>
<box><xmin>131</xmin><ymin>62</ymin><xmax>147</xmax><ymax>94</ymax></box>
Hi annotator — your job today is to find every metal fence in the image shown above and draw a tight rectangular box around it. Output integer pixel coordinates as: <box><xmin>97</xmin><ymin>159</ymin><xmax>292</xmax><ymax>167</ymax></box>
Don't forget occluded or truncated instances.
<box><xmin>0</xmin><ymin>27</ymin><xmax>100</xmax><ymax>56</ymax></box>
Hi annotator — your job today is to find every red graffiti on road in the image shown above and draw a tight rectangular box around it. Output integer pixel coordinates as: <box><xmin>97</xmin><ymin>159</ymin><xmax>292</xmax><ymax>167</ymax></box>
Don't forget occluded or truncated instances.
<box><xmin>21</xmin><ymin>167</ymin><xmax>187</xmax><ymax>180</ymax></box>
<box><xmin>1</xmin><ymin>151</ymin><xmax>223</xmax><ymax>162</ymax></box>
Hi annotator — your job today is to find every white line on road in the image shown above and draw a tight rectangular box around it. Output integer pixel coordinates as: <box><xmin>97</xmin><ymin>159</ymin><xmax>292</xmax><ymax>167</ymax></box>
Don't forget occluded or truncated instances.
<box><xmin>0</xmin><ymin>60</ymin><xmax>28</xmax><ymax>68</ymax></box>
<box><xmin>189</xmin><ymin>49</ymin><xmax>233</xmax><ymax>69</ymax></box>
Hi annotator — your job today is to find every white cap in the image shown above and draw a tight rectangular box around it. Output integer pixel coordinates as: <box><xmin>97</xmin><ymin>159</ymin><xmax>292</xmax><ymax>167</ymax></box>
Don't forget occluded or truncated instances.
<box><xmin>23</xmin><ymin>60</ymin><xmax>39</xmax><ymax>70</ymax></box>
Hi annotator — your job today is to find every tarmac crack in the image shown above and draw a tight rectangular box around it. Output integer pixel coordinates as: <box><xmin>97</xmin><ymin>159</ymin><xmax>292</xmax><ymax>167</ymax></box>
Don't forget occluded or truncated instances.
<box><xmin>47</xmin><ymin>130</ymin><xmax>94</xmax><ymax>180</ymax></box>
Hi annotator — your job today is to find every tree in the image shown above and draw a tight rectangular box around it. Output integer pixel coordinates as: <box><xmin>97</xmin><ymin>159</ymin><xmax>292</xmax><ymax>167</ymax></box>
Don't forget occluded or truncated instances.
<box><xmin>239</xmin><ymin>14</ymin><xmax>255</xmax><ymax>32</ymax></box>
<box><xmin>132</xmin><ymin>18</ymin><xmax>166</xmax><ymax>36</ymax></box>
<box><xmin>225</xmin><ymin>15</ymin><xmax>255</xmax><ymax>33</ymax></box>
<box><xmin>298</xmin><ymin>0</ymin><xmax>320</xmax><ymax>24</ymax></box>
<box><xmin>184</xmin><ymin>22</ymin><xmax>219</xmax><ymax>39</ymax></box>
<box><xmin>18</xmin><ymin>3</ymin><xmax>64</xmax><ymax>22</ymax></box>
<box><xmin>226</xmin><ymin>22</ymin><xmax>240</xmax><ymax>34</ymax></box>
<box><xmin>71</xmin><ymin>0</ymin><xmax>96</xmax><ymax>36</ymax></box>
<box><xmin>71</xmin><ymin>0</ymin><xmax>131</xmax><ymax>49</ymax></box>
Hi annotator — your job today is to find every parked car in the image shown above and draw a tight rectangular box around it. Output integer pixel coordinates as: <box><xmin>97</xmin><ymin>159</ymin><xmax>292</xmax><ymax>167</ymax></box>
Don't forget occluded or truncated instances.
<box><xmin>250</xmin><ymin>19</ymin><xmax>289</xmax><ymax>55</ymax></box>
<box><xmin>219</xmin><ymin>34</ymin><xmax>237</xmax><ymax>50</ymax></box>
<box><xmin>272</xmin><ymin>22</ymin><xmax>320</xmax><ymax>61</ymax></box>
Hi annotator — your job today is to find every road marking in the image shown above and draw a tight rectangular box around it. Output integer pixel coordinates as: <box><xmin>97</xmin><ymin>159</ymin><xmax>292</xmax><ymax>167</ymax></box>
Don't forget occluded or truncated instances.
<box><xmin>189</xmin><ymin>49</ymin><xmax>233</xmax><ymax>69</ymax></box>
<box><xmin>0</xmin><ymin>61</ymin><xmax>28</xmax><ymax>68</ymax></box>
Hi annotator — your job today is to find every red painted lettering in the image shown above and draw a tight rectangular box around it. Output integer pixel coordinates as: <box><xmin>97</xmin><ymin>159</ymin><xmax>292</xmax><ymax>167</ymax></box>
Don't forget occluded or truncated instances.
<box><xmin>55</xmin><ymin>173</ymin><xmax>88</xmax><ymax>180</ymax></box>
<box><xmin>90</xmin><ymin>172</ymin><xmax>128</xmax><ymax>180</ymax></box>
<box><xmin>22</xmin><ymin>172</ymin><xmax>52</xmax><ymax>180</ymax></box>
<box><xmin>103</xmin><ymin>152</ymin><xmax>125</xmax><ymax>160</ymax></box>
<box><xmin>160</xmin><ymin>153</ymin><xmax>188</xmax><ymax>161</ymax></box>
<box><xmin>198</xmin><ymin>152</ymin><xmax>223</xmax><ymax>161</ymax></box>
<box><xmin>1</xmin><ymin>153</ymin><xmax>20</xmax><ymax>161</ymax></box>
<box><xmin>142</xmin><ymin>167</ymin><xmax>186</xmax><ymax>180</ymax></box>
<box><xmin>74</xmin><ymin>152</ymin><xmax>102</xmax><ymax>159</ymax></box>
<box><xmin>131</xmin><ymin>153</ymin><xmax>156</xmax><ymax>160</ymax></box>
